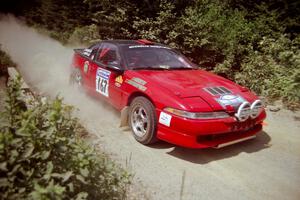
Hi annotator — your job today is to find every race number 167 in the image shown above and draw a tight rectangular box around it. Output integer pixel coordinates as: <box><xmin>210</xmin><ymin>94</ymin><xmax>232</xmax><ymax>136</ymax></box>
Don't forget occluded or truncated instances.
<box><xmin>96</xmin><ymin>76</ymin><xmax>109</xmax><ymax>97</ymax></box>
<box><xmin>98</xmin><ymin>78</ymin><xmax>108</xmax><ymax>94</ymax></box>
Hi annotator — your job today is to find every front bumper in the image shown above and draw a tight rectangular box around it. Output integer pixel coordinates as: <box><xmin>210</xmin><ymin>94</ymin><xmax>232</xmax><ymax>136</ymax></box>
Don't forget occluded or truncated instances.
<box><xmin>156</xmin><ymin>110</ymin><xmax>266</xmax><ymax>148</ymax></box>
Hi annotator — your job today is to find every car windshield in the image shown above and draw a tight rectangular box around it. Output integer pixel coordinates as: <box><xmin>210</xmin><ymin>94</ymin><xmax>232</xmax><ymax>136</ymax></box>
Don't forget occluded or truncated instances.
<box><xmin>123</xmin><ymin>46</ymin><xmax>196</xmax><ymax>70</ymax></box>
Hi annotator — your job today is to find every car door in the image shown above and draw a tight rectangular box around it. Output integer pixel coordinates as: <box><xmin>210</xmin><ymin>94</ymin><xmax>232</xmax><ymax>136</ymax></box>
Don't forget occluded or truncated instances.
<box><xmin>91</xmin><ymin>43</ymin><xmax>124</xmax><ymax>108</ymax></box>
<box><xmin>80</xmin><ymin>44</ymin><xmax>99</xmax><ymax>91</ymax></box>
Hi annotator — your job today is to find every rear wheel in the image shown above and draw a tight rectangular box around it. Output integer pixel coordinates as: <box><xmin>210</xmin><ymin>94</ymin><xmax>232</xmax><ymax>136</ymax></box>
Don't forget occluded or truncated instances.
<box><xmin>129</xmin><ymin>96</ymin><xmax>158</xmax><ymax>144</ymax></box>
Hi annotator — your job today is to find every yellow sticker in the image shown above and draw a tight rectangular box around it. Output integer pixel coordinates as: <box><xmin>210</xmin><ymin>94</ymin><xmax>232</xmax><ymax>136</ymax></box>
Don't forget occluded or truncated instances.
<box><xmin>115</xmin><ymin>75</ymin><xmax>123</xmax><ymax>84</ymax></box>
<box><xmin>115</xmin><ymin>75</ymin><xmax>123</xmax><ymax>87</ymax></box>
<box><xmin>83</xmin><ymin>61</ymin><xmax>89</xmax><ymax>73</ymax></box>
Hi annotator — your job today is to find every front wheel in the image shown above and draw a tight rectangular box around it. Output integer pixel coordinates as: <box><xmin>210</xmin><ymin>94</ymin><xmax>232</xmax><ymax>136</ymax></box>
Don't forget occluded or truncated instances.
<box><xmin>129</xmin><ymin>96</ymin><xmax>158</xmax><ymax>145</ymax></box>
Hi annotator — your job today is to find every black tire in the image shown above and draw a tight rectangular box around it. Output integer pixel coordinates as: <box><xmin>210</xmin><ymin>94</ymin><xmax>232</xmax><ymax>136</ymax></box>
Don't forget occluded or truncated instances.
<box><xmin>129</xmin><ymin>96</ymin><xmax>158</xmax><ymax>145</ymax></box>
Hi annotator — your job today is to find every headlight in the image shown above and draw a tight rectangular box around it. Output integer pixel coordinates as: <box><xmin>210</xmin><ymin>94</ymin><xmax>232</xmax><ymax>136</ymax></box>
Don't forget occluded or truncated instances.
<box><xmin>164</xmin><ymin>107</ymin><xmax>230</xmax><ymax>119</ymax></box>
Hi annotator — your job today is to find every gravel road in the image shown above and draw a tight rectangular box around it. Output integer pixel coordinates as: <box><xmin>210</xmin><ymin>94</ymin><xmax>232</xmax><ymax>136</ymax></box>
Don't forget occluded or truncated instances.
<box><xmin>71</xmin><ymin>98</ymin><xmax>300</xmax><ymax>200</ymax></box>
<box><xmin>1</xmin><ymin>16</ymin><xmax>300</xmax><ymax>200</ymax></box>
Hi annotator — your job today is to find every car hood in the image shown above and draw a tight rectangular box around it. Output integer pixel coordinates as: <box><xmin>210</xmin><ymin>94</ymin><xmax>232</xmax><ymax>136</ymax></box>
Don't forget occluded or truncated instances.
<box><xmin>130</xmin><ymin>69</ymin><xmax>258</xmax><ymax>111</ymax></box>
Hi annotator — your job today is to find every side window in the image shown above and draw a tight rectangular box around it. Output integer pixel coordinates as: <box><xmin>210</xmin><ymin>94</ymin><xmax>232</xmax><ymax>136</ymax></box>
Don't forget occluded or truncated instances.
<box><xmin>83</xmin><ymin>44</ymin><xmax>99</xmax><ymax>60</ymax></box>
<box><xmin>89</xmin><ymin>48</ymin><xmax>98</xmax><ymax>60</ymax></box>
<box><xmin>96</xmin><ymin>44</ymin><xmax>120</xmax><ymax>65</ymax></box>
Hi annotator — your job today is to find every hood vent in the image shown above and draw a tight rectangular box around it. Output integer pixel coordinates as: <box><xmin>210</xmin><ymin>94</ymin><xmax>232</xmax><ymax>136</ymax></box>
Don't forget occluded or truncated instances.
<box><xmin>204</xmin><ymin>86</ymin><xmax>232</xmax><ymax>96</ymax></box>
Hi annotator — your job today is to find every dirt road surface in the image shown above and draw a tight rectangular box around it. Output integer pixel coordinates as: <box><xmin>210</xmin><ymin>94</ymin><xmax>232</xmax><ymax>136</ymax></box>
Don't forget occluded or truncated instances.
<box><xmin>1</xmin><ymin>16</ymin><xmax>300</xmax><ymax>200</ymax></box>
<box><xmin>76</xmin><ymin>100</ymin><xmax>300</xmax><ymax>200</ymax></box>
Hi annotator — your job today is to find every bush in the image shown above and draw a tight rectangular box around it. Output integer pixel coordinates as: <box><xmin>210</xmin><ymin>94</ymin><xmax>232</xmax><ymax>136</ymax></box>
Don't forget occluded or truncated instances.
<box><xmin>0</xmin><ymin>77</ymin><xmax>130</xmax><ymax>199</ymax></box>
<box><xmin>68</xmin><ymin>25</ymin><xmax>100</xmax><ymax>46</ymax></box>
<box><xmin>234</xmin><ymin>35</ymin><xmax>300</xmax><ymax>107</ymax></box>
<box><xmin>132</xmin><ymin>1</ymin><xmax>177</xmax><ymax>44</ymax></box>
<box><xmin>1</xmin><ymin>0</ymin><xmax>299</xmax><ymax>107</ymax></box>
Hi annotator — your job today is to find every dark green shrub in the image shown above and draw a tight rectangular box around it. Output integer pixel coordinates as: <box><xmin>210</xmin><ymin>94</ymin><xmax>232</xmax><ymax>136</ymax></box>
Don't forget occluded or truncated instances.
<box><xmin>234</xmin><ymin>35</ymin><xmax>300</xmax><ymax>107</ymax></box>
<box><xmin>68</xmin><ymin>25</ymin><xmax>100</xmax><ymax>46</ymax></box>
<box><xmin>0</xmin><ymin>77</ymin><xmax>130</xmax><ymax>199</ymax></box>
<box><xmin>1</xmin><ymin>0</ymin><xmax>299</xmax><ymax>107</ymax></box>
<box><xmin>133</xmin><ymin>1</ymin><xmax>177</xmax><ymax>44</ymax></box>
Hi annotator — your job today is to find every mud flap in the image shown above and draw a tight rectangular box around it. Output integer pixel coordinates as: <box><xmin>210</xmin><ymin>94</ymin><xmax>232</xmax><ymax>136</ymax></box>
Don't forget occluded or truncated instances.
<box><xmin>120</xmin><ymin>106</ymin><xmax>129</xmax><ymax>127</ymax></box>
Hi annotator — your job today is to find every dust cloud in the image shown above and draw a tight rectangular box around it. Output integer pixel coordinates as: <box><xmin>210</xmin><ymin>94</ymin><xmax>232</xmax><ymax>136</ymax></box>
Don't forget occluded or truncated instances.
<box><xmin>0</xmin><ymin>15</ymin><xmax>117</xmax><ymax>125</ymax></box>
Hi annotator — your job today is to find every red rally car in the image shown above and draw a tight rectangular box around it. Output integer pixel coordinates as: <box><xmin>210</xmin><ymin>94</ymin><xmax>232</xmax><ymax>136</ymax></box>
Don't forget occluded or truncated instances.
<box><xmin>70</xmin><ymin>39</ymin><xmax>266</xmax><ymax>149</ymax></box>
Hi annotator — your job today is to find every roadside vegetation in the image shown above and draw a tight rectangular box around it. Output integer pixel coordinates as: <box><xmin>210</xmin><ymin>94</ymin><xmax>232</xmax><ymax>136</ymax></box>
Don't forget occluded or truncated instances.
<box><xmin>0</xmin><ymin>75</ymin><xmax>130</xmax><ymax>199</ymax></box>
<box><xmin>1</xmin><ymin>0</ymin><xmax>299</xmax><ymax>108</ymax></box>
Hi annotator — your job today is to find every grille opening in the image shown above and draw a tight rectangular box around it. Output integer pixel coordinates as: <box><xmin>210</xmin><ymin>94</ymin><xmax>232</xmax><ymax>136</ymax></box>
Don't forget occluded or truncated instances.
<box><xmin>196</xmin><ymin>124</ymin><xmax>262</xmax><ymax>143</ymax></box>
<box><xmin>219</xmin><ymin>86</ymin><xmax>231</xmax><ymax>93</ymax></box>
<box><xmin>204</xmin><ymin>86</ymin><xmax>232</xmax><ymax>96</ymax></box>
<box><xmin>214</xmin><ymin>87</ymin><xmax>225</xmax><ymax>94</ymax></box>
<box><xmin>206</xmin><ymin>88</ymin><xmax>219</xmax><ymax>95</ymax></box>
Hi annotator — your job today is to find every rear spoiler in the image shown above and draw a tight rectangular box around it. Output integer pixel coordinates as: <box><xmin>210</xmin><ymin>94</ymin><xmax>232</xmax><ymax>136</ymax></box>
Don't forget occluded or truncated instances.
<box><xmin>74</xmin><ymin>48</ymin><xmax>91</xmax><ymax>57</ymax></box>
<box><xmin>73</xmin><ymin>48</ymin><xmax>84</xmax><ymax>53</ymax></box>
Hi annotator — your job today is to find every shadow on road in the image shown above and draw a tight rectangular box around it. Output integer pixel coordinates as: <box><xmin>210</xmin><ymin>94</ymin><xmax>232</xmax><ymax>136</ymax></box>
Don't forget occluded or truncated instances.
<box><xmin>149</xmin><ymin>131</ymin><xmax>271</xmax><ymax>164</ymax></box>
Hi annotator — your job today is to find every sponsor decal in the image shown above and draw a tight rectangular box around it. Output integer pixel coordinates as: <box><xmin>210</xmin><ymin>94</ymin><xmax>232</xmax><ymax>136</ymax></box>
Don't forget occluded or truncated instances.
<box><xmin>83</xmin><ymin>48</ymin><xmax>92</xmax><ymax>57</ymax></box>
<box><xmin>129</xmin><ymin>45</ymin><xmax>171</xmax><ymax>49</ymax></box>
<box><xmin>216</xmin><ymin>94</ymin><xmax>246</xmax><ymax>109</ymax></box>
<box><xmin>83</xmin><ymin>61</ymin><xmax>89</xmax><ymax>73</ymax></box>
<box><xmin>132</xmin><ymin>77</ymin><xmax>147</xmax><ymax>85</ymax></box>
<box><xmin>115</xmin><ymin>75</ymin><xmax>123</xmax><ymax>87</ymax></box>
<box><xmin>159</xmin><ymin>65</ymin><xmax>170</xmax><ymax>69</ymax></box>
<box><xmin>96</xmin><ymin>68</ymin><xmax>111</xmax><ymax>97</ymax></box>
<box><xmin>159</xmin><ymin>112</ymin><xmax>172</xmax><ymax>127</ymax></box>
<box><xmin>125</xmin><ymin>77</ymin><xmax>147</xmax><ymax>91</ymax></box>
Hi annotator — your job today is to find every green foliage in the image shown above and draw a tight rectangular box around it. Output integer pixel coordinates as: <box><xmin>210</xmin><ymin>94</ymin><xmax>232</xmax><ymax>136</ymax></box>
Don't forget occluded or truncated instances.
<box><xmin>68</xmin><ymin>24</ymin><xmax>100</xmax><ymax>46</ymax></box>
<box><xmin>234</xmin><ymin>35</ymin><xmax>300</xmax><ymax>107</ymax></box>
<box><xmin>173</xmin><ymin>0</ymin><xmax>252</xmax><ymax>66</ymax></box>
<box><xmin>19</xmin><ymin>0</ymin><xmax>92</xmax><ymax>43</ymax></box>
<box><xmin>133</xmin><ymin>1</ymin><xmax>177</xmax><ymax>44</ymax></box>
<box><xmin>0</xmin><ymin>77</ymin><xmax>130</xmax><ymax>199</ymax></box>
<box><xmin>1</xmin><ymin>0</ymin><xmax>299</xmax><ymax>106</ymax></box>
<box><xmin>83</xmin><ymin>0</ymin><xmax>137</xmax><ymax>40</ymax></box>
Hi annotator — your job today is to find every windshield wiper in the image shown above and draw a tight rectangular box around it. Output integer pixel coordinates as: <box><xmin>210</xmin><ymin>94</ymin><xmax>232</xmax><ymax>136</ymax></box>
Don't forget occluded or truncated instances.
<box><xmin>131</xmin><ymin>66</ymin><xmax>167</xmax><ymax>70</ymax></box>
<box><xmin>169</xmin><ymin>66</ymin><xmax>196</xmax><ymax>70</ymax></box>
<box><xmin>131</xmin><ymin>66</ymin><xmax>196</xmax><ymax>70</ymax></box>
